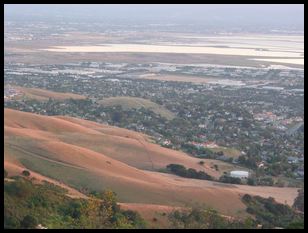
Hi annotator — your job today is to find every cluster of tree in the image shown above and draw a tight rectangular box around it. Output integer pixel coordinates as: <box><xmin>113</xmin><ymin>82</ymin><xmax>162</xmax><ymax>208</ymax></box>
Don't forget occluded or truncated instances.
<box><xmin>238</xmin><ymin>152</ymin><xmax>299</xmax><ymax>179</ymax></box>
<box><xmin>181</xmin><ymin>144</ymin><xmax>235</xmax><ymax>164</ymax></box>
<box><xmin>166</xmin><ymin>164</ymin><xmax>213</xmax><ymax>181</ymax></box>
<box><xmin>4</xmin><ymin>176</ymin><xmax>146</xmax><ymax>229</ymax></box>
<box><xmin>242</xmin><ymin>194</ymin><xmax>304</xmax><ymax>229</ymax></box>
<box><xmin>168</xmin><ymin>207</ymin><xmax>257</xmax><ymax>229</ymax></box>
<box><xmin>292</xmin><ymin>189</ymin><xmax>304</xmax><ymax>213</ymax></box>
<box><xmin>246</xmin><ymin>176</ymin><xmax>275</xmax><ymax>186</ymax></box>
<box><xmin>181</xmin><ymin>144</ymin><xmax>215</xmax><ymax>158</ymax></box>
<box><xmin>218</xmin><ymin>175</ymin><xmax>241</xmax><ymax>184</ymax></box>
<box><xmin>237</xmin><ymin>155</ymin><xmax>258</xmax><ymax>169</ymax></box>
<box><xmin>256</xmin><ymin>177</ymin><xmax>274</xmax><ymax>186</ymax></box>
<box><xmin>265</xmin><ymin>161</ymin><xmax>296</xmax><ymax>177</ymax></box>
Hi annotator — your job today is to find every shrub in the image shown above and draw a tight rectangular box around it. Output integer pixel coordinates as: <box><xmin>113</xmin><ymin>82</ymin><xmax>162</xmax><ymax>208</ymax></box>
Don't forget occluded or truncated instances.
<box><xmin>216</xmin><ymin>151</ymin><xmax>224</xmax><ymax>156</ymax></box>
<box><xmin>65</xmin><ymin>201</ymin><xmax>82</xmax><ymax>219</ymax></box>
<box><xmin>167</xmin><ymin>164</ymin><xmax>187</xmax><ymax>177</ymax></box>
<box><xmin>21</xmin><ymin>215</ymin><xmax>38</xmax><ymax>229</ymax></box>
<box><xmin>22</xmin><ymin>170</ymin><xmax>31</xmax><ymax>177</ymax></box>
<box><xmin>113</xmin><ymin>210</ymin><xmax>146</xmax><ymax>228</ymax></box>
<box><xmin>5</xmin><ymin>180</ymin><xmax>33</xmax><ymax>198</ymax></box>
<box><xmin>28</xmin><ymin>194</ymin><xmax>48</xmax><ymax>208</ymax></box>
<box><xmin>246</xmin><ymin>207</ymin><xmax>255</xmax><ymax>214</ymax></box>
<box><xmin>169</xmin><ymin>207</ymin><xmax>255</xmax><ymax>229</ymax></box>
<box><xmin>4</xmin><ymin>216</ymin><xmax>20</xmax><ymax>229</ymax></box>
<box><xmin>247</xmin><ymin>178</ymin><xmax>256</xmax><ymax>186</ymax></box>
<box><xmin>242</xmin><ymin>194</ymin><xmax>252</xmax><ymax>203</ymax></box>
<box><xmin>121</xmin><ymin>210</ymin><xmax>139</xmax><ymax>222</ymax></box>
<box><xmin>198</xmin><ymin>171</ymin><xmax>213</xmax><ymax>180</ymax></box>
<box><xmin>286</xmin><ymin>221</ymin><xmax>304</xmax><ymax>229</ymax></box>
<box><xmin>219</xmin><ymin>175</ymin><xmax>241</xmax><ymax>184</ymax></box>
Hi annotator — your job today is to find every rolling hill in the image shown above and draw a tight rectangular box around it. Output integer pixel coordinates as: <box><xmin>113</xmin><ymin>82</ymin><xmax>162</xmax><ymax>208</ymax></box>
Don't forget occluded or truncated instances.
<box><xmin>11</xmin><ymin>86</ymin><xmax>86</xmax><ymax>101</ymax></box>
<box><xmin>4</xmin><ymin>108</ymin><xmax>299</xmax><ymax>217</ymax></box>
<box><xmin>99</xmin><ymin>96</ymin><xmax>175</xmax><ymax>120</ymax></box>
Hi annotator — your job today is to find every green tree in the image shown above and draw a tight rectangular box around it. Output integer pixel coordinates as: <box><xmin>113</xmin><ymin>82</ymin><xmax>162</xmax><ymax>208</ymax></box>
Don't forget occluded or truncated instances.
<box><xmin>112</xmin><ymin>213</ymin><xmax>134</xmax><ymax>229</ymax></box>
<box><xmin>79</xmin><ymin>190</ymin><xmax>119</xmax><ymax>228</ymax></box>
<box><xmin>79</xmin><ymin>197</ymin><xmax>105</xmax><ymax>228</ymax></box>
<box><xmin>293</xmin><ymin>188</ymin><xmax>304</xmax><ymax>212</ymax></box>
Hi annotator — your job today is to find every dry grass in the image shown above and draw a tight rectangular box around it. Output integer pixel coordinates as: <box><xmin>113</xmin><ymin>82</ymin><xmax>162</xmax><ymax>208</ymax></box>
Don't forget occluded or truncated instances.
<box><xmin>4</xmin><ymin>108</ymin><xmax>299</xmax><ymax>217</ymax></box>
<box><xmin>14</xmin><ymin>86</ymin><xmax>86</xmax><ymax>101</ymax></box>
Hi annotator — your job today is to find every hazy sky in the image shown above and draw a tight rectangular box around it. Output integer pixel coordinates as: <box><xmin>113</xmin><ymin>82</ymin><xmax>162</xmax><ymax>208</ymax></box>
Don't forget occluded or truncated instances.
<box><xmin>5</xmin><ymin>4</ymin><xmax>304</xmax><ymax>31</ymax></box>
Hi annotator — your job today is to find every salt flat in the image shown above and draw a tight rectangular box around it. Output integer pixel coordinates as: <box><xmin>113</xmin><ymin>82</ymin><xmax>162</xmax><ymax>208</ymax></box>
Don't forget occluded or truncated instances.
<box><xmin>251</xmin><ymin>58</ymin><xmax>304</xmax><ymax>65</ymax></box>
<box><xmin>42</xmin><ymin>43</ymin><xmax>303</xmax><ymax>58</ymax></box>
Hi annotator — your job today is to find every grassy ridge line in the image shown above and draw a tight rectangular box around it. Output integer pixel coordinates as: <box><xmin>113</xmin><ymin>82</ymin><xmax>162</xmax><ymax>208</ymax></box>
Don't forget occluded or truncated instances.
<box><xmin>12</xmin><ymin>86</ymin><xmax>86</xmax><ymax>101</ymax></box>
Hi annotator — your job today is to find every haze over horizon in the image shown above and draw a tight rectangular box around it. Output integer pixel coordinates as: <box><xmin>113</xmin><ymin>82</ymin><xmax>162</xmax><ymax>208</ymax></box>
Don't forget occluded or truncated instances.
<box><xmin>5</xmin><ymin>4</ymin><xmax>304</xmax><ymax>33</ymax></box>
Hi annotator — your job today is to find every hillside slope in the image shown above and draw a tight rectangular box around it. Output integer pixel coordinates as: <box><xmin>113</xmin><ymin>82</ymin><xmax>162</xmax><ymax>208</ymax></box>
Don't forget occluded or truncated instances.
<box><xmin>12</xmin><ymin>86</ymin><xmax>86</xmax><ymax>101</ymax></box>
<box><xmin>4</xmin><ymin>108</ymin><xmax>299</xmax><ymax>217</ymax></box>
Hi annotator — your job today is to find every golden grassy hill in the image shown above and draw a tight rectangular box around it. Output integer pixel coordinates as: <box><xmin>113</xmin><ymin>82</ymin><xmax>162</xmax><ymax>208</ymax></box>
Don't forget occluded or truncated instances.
<box><xmin>4</xmin><ymin>108</ymin><xmax>299</xmax><ymax>217</ymax></box>
<box><xmin>12</xmin><ymin>86</ymin><xmax>86</xmax><ymax>101</ymax></box>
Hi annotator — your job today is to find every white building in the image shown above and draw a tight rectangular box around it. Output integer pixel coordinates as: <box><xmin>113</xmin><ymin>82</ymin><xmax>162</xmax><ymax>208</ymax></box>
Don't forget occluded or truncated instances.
<box><xmin>230</xmin><ymin>170</ymin><xmax>249</xmax><ymax>179</ymax></box>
